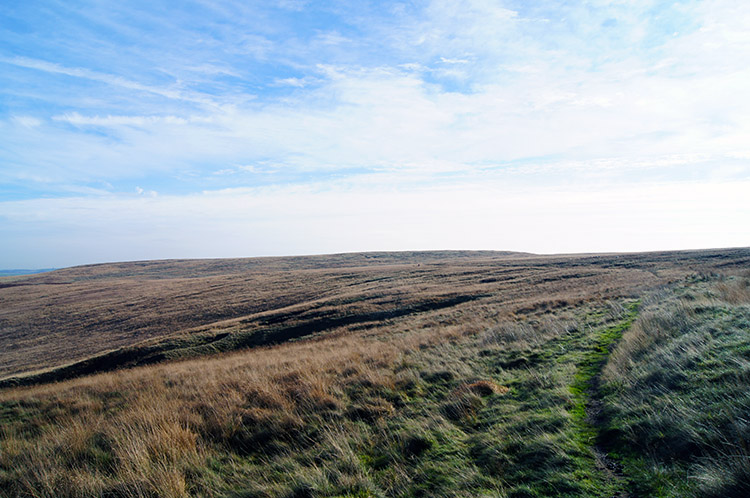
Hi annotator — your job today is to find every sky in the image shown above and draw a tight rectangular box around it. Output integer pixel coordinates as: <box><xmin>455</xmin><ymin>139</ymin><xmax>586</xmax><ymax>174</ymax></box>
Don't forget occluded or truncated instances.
<box><xmin>1</xmin><ymin>0</ymin><xmax>749</xmax><ymax>268</ymax></box>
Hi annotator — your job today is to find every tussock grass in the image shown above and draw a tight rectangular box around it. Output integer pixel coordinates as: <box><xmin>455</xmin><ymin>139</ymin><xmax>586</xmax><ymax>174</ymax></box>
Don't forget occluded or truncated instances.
<box><xmin>0</xmin><ymin>294</ymin><xmax>636</xmax><ymax>497</ymax></box>
<box><xmin>0</xmin><ymin>305</ymin><xmax>490</xmax><ymax>497</ymax></box>
<box><xmin>601</xmin><ymin>274</ymin><xmax>750</xmax><ymax>497</ymax></box>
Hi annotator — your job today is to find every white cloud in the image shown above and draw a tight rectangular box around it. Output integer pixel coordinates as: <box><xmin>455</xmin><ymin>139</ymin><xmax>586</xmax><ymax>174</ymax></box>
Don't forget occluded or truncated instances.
<box><xmin>134</xmin><ymin>186</ymin><xmax>157</xmax><ymax>197</ymax></box>
<box><xmin>439</xmin><ymin>57</ymin><xmax>470</xmax><ymax>64</ymax></box>
<box><xmin>53</xmin><ymin>113</ymin><xmax>196</xmax><ymax>127</ymax></box>
<box><xmin>1</xmin><ymin>178</ymin><xmax>747</xmax><ymax>268</ymax></box>
<box><xmin>272</xmin><ymin>77</ymin><xmax>312</xmax><ymax>87</ymax></box>
<box><xmin>7</xmin><ymin>49</ymin><xmax>748</xmax><ymax>190</ymax></box>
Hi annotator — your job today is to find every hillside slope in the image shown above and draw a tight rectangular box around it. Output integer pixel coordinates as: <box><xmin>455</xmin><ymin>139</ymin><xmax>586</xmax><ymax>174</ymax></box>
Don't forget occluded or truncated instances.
<box><xmin>3</xmin><ymin>249</ymin><xmax>747</xmax><ymax>382</ymax></box>
<box><xmin>2</xmin><ymin>249</ymin><xmax>748</xmax><ymax>382</ymax></box>
<box><xmin>0</xmin><ymin>249</ymin><xmax>748</xmax><ymax>497</ymax></box>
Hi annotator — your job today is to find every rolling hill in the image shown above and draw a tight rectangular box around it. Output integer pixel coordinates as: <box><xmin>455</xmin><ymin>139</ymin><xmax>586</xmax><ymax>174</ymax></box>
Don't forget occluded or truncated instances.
<box><xmin>1</xmin><ymin>249</ymin><xmax>748</xmax><ymax>497</ymax></box>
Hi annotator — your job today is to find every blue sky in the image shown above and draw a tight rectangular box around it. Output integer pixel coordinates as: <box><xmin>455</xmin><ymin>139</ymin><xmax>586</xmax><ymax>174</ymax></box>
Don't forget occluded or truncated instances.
<box><xmin>1</xmin><ymin>0</ymin><xmax>749</xmax><ymax>268</ymax></box>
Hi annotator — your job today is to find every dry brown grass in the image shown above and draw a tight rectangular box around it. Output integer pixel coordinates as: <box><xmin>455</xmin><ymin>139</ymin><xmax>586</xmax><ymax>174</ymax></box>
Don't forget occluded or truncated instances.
<box><xmin>4</xmin><ymin>248</ymin><xmax>742</xmax><ymax>380</ymax></box>
<box><xmin>715</xmin><ymin>276</ymin><xmax>750</xmax><ymax>304</ymax></box>
<box><xmin>0</xmin><ymin>311</ymin><xmax>482</xmax><ymax>496</ymax></box>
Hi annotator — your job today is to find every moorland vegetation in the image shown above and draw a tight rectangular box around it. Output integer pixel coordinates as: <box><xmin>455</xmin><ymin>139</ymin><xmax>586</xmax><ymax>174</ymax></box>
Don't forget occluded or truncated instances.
<box><xmin>0</xmin><ymin>249</ymin><xmax>748</xmax><ymax>497</ymax></box>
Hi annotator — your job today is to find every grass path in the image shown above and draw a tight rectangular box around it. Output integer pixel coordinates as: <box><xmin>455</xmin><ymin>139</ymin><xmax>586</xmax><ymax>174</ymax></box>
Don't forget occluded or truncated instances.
<box><xmin>568</xmin><ymin>302</ymin><xmax>639</xmax><ymax>497</ymax></box>
<box><xmin>459</xmin><ymin>299</ymin><xmax>641</xmax><ymax>497</ymax></box>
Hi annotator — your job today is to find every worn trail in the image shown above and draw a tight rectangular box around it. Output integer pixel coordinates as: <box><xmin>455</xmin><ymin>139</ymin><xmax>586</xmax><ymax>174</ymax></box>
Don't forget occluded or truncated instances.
<box><xmin>569</xmin><ymin>302</ymin><xmax>639</xmax><ymax>497</ymax></box>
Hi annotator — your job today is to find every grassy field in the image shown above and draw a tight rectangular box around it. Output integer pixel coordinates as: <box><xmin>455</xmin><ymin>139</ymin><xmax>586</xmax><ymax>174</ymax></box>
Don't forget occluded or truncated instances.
<box><xmin>0</xmin><ymin>249</ymin><xmax>748</xmax><ymax>497</ymax></box>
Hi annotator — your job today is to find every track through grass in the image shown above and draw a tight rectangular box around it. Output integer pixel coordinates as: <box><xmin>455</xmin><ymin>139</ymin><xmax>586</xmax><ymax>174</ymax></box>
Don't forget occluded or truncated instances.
<box><xmin>569</xmin><ymin>302</ymin><xmax>639</xmax><ymax>496</ymax></box>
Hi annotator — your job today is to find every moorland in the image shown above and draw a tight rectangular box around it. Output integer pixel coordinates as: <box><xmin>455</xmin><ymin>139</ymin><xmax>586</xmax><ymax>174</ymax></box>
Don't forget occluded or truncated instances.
<box><xmin>0</xmin><ymin>249</ymin><xmax>748</xmax><ymax>497</ymax></box>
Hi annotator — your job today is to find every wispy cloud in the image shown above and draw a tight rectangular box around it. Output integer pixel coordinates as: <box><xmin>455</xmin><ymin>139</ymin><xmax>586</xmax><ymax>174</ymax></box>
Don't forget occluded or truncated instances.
<box><xmin>52</xmin><ymin>112</ymin><xmax>209</xmax><ymax>127</ymax></box>
<box><xmin>2</xmin><ymin>56</ymin><xmax>223</xmax><ymax>108</ymax></box>
<box><xmin>272</xmin><ymin>76</ymin><xmax>314</xmax><ymax>87</ymax></box>
<box><xmin>10</xmin><ymin>115</ymin><xmax>43</xmax><ymax>128</ymax></box>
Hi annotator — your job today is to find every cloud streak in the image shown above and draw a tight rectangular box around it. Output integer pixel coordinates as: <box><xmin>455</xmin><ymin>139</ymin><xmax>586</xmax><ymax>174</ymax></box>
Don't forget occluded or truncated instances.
<box><xmin>2</xmin><ymin>56</ymin><xmax>224</xmax><ymax>108</ymax></box>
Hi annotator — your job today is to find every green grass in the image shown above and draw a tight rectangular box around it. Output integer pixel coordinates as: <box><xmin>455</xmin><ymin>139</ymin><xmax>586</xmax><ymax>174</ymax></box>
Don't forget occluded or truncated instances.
<box><xmin>472</xmin><ymin>302</ymin><xmax>639</xmax><ymax>497</ymax></box>
<box><xmin>600</xmin><ymin>276</ymin><xmax>750</xmax><ymax>498</ymax></box>
<box><xmin>154</xmin><ymin>299</ymin><xmax>638</xmax><ymax>497</ymax></box>
<box><xmin>569</xmin><ymin>302</ymin><xmax>639</xmax><ymax>441</ymax></box>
